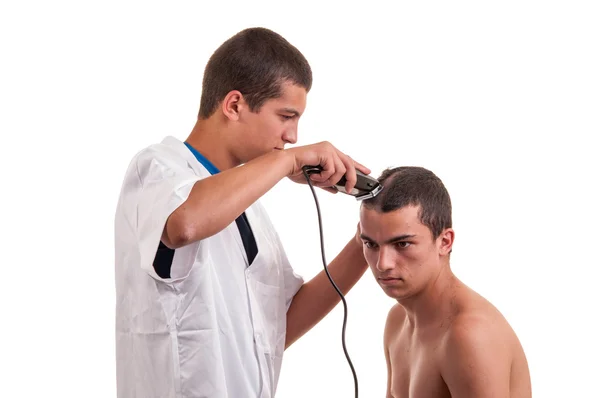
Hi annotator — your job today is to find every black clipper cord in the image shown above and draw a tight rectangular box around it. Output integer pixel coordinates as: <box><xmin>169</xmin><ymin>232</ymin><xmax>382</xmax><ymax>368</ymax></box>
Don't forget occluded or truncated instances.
<box><xmin>302</xmin><ymin>167</ymin><xmax>359</xmax><ymax>398</ymax></box>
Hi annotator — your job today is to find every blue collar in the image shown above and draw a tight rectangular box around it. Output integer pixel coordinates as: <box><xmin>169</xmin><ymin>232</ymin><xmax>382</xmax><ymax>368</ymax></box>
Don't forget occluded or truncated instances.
<box><xmin>184</xmin><ymin>142</ymin><xmax>220</xmax><ymax>175</ymax></box>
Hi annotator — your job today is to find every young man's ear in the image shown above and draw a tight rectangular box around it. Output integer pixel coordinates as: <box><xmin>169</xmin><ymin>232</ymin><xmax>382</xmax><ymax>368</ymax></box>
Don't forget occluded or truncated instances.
<box><xmin>221</xmin><ymin>90</ymin><xmax>244</xmax><ymax>121</ymax></box>
<box><xmin>438</xmin><ymin>228</ymin><xmax>455</xmax><ymax>256</ymax></box>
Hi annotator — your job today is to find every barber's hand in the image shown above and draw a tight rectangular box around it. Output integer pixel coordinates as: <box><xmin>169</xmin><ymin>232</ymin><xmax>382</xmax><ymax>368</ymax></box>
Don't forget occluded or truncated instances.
<box><xmin>284</xmin><ymin>141</ymin><xmax>371</xmax><ymax>194</ymax></box>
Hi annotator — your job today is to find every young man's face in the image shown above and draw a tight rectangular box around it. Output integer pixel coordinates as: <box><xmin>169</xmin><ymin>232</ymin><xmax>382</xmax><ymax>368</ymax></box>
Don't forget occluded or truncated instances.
<box><xmin>359</xmin><ymin>205</ymin><xmax>451</xmax><ymax>301</ymax></box>
<box><xmin>237</xmin><ymin>81</ymin><xmax>307</xmax><ymax>162</ymax></box>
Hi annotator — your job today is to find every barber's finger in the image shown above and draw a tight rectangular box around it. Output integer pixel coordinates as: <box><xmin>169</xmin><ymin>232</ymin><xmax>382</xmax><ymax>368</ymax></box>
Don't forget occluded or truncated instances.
<box><xmin>313</xmin><ymin>141</ymin><xmax>342</xmax><ymax>183</ymax></box>
<box><xmin>339</xmin><ymin>154</ymin><xmax>358</xmax><ymax>194</ymax></box>
<box><xmin>312</xmin><ymin>155</ymin><xmax>342</xmax><ymax>187</ymax></box>
<box><xmin>308</xmin><ymin>155</ymin><xmax>335</xmax><ymax>182</ymax></box>
<box><xmin>321</xmin><ymin>155</ymin><xmax>346</xmax><ymax>189</ymax></box>
<box><xmin>352</xmin><ymin>159</ymin><xmax>371</xmax><ymax>175</ymax></box>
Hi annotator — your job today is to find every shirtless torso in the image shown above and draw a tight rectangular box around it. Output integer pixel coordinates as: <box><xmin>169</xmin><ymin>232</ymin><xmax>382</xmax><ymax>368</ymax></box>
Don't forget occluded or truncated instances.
<box><xmin>384</xmin><ymin>280</ymin><xmax>531</xmax><ymax>398</ymax></box>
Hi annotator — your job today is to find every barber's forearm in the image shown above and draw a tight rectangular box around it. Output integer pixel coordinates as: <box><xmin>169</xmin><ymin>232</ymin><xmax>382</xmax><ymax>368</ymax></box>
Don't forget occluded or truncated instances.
<box><xmin>163</xmin><ymin>150</ymin><xmax>291</xmax><ymax>248</ymax></box>
<box><xmin>285</xmin><ymin>235</ymin><xmax>368</xmax><ymax>349</ymax></box>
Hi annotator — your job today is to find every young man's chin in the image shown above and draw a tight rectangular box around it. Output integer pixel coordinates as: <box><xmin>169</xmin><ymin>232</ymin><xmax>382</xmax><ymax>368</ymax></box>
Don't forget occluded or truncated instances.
<box><xmin>380</xmin><ymin>285</ymin><xmax>413</xmax><ymax>301</ymax></box>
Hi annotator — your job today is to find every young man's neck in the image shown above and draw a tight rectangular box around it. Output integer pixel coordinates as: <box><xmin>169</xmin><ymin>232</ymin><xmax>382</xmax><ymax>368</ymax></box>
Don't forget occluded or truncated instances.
<box><xmin>399</xmin><ymin>265</ymin><xmax>461</xmax><ymax>330</ymax></box>
<box><xmin>185</xmin><ymin>118</ymin><xmax>240</xmax><ymax>171</ymax></box>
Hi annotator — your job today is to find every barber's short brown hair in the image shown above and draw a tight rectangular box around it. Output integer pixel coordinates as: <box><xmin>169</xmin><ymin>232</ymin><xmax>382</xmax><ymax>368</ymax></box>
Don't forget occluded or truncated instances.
<box><xmin>198</xmin><ymin>27</ymin><xmax>313</xmax><ymax>119</ymax></box>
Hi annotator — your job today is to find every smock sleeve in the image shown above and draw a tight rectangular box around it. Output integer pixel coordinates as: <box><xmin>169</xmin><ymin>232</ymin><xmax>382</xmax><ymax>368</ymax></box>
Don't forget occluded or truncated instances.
<box><xmin>133</xmin><ymin>147</ymin><xmax>203</xmax><ymax>281</ymax></box>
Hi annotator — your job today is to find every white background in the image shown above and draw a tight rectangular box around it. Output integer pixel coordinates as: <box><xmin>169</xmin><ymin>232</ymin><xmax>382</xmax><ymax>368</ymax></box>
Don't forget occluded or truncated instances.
<box><xmin>1</xmin><ymin>0</ymin><xmax>599</xmax><ymax>397</ymax></box>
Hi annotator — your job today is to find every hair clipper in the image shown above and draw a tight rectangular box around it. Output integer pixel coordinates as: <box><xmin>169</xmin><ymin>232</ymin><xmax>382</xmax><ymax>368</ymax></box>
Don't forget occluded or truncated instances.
<box><xmin>303</xmin><ymin>165</ymin><xmax>383</xmax><ymax>200</ymax></box>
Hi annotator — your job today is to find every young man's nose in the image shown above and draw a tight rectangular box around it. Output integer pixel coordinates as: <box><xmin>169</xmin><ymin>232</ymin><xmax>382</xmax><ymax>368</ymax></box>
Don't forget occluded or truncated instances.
<box><xmin>376</xmin><ymin>247</ymin><xmax>396</xmax><ymax>272</ymax></box>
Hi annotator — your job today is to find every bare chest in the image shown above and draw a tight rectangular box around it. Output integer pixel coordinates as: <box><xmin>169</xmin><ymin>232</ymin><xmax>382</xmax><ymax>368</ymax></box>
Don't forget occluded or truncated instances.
<box><xmin>388</xmin><ymin>328</ymin><xmax>450</xmax><ymax>398</ymax></box>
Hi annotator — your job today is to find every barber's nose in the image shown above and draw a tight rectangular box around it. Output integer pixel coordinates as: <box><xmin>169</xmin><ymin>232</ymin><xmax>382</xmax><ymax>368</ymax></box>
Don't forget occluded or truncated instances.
<box><xmin>283</xmin><ymin>129</ymin><xmax>297</xmax><ymax>145</ymax></box>
<box><xmin>376</xmin><ymin>247</ymin><xmax>395</xmax><ymax>272</ymax></box>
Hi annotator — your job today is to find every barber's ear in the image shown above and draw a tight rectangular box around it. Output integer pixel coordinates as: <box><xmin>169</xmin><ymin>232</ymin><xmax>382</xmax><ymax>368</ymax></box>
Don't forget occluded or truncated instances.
<box><xmin>438</xmin><ymin>228</ymin><xmax>454</xmax><ymax>256</ymax></box>
<box><xmin>222</xmin><ymin>90</ymin><xmax>245</xmax><ymax>121</ymax></box>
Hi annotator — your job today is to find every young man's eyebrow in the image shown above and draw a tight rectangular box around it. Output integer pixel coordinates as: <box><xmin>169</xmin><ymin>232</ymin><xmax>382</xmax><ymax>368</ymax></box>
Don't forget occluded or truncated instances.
<box><xmin>359</xmin><ymin>234</ymin><xmax>417</xmax><ymax>244</ymax></box>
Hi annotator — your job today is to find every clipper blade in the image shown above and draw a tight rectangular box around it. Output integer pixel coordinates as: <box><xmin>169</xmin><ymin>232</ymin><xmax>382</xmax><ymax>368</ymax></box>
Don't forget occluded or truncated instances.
<box><xmin>354</xmin><ymin>183</ymin><xmax>383</xmax><ymax>201</ymax></box>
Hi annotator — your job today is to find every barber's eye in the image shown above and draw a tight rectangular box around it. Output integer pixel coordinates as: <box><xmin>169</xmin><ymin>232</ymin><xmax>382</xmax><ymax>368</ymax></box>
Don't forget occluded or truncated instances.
<box><xmin>281</xmin><ymin>115</ymin><xmax>294</xmax><ymax>120</ymax></box>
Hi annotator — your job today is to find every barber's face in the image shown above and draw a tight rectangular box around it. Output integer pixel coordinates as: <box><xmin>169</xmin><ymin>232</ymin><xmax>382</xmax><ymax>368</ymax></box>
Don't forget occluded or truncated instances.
<box><xmin>359</xmin><ymin>205</ymin><xmax>451</xmax><ymax>300</ymax></box>
<box><xmin>238</xmin><ymin>81</ymin><xmax>306</xmax><ymax>162</ymax></box>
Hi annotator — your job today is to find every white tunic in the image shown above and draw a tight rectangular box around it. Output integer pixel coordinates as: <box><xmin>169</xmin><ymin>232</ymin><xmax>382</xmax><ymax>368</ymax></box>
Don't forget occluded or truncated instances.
<box><xmin>114</xmin><ymin>136</ymin><xmax>304</xmax><ymax>397</ymax></box>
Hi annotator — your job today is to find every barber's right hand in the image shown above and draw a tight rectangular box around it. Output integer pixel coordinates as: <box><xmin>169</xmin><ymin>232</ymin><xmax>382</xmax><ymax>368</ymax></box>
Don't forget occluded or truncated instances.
<box><xmin>284</xmin><ymin>141</ymin><xmax>371</xmax><ymax>194</ymax></box>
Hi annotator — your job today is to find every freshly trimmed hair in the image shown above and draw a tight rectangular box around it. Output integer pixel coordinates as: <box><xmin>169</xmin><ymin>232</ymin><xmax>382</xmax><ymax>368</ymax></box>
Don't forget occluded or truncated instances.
<box><xmin>362</xmin><ymin>166</ymin><xmax>452</xmax><ymax>238</ymax></box>
<box><xmin>198</xmin><ymin>27</ymin><xmax>313</xmax><ymax>119</ymax></box>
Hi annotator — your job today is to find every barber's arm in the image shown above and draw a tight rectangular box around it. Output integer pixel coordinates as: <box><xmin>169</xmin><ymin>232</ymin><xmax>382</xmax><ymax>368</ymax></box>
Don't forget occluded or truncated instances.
<box><xmin>162</xmin><ymin>150</ymin><xmax>290</xmax><ymax>248</ymax></box>
<box><xmin>284</xmin><ymin>227</ymin><xmax>368</xmax><ymax>348</ymax></box>
<box><xmin>162</xmin><ymin>143</ymin><xmax>367</xmax><ymax>249</ymax></box>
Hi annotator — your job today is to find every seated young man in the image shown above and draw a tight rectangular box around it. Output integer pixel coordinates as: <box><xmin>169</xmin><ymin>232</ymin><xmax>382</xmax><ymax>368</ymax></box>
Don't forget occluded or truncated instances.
<box><xmin>358</xmin><ymin>166</ymin><xmax>532</xmax><ymax>398</ymax></box>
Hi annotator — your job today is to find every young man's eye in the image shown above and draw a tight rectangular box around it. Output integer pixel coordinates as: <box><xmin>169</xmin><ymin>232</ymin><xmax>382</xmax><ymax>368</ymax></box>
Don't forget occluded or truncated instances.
<box><xmin>396</xmin><ymin>241</ymin><xmax>411</xmax><ymax>249</ymax></box>
<box><xmin>363</xmin><ymin>241</ymin><xmax>377</xmax><ymax>249</ymax></box>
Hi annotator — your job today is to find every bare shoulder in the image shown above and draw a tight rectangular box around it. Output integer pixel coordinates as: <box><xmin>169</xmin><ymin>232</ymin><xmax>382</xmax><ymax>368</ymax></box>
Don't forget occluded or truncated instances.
<box><xmin>436</xmin><ymin>309</ymin><xmax>508</xmax><ymax>394</ymax></box>
<box><xmin>444</xmin><ymin>310</ymin><xmax>511</xmax><ymax>355</ymax></box>
<box><xmin>383</xmin><ymin>303</ymin><xmax>406</xmax><ymax>345</ymax></box>
<box><xmin>444</xmin><ymin>288</ymin><xmax>519</xmax><ymax>356</ymax></box>
<box><xmin>438</xmin><ymin>287</ymin><xmax>530</xmax><ymax>396</ymax></box>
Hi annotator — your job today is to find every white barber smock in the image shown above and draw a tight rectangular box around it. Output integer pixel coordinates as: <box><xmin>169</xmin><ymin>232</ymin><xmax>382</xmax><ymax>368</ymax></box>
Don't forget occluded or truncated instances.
<box><xmin>114</xmin><ymin>136</ymin><xmax>304</xmax><ymax>397</ymax></box>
